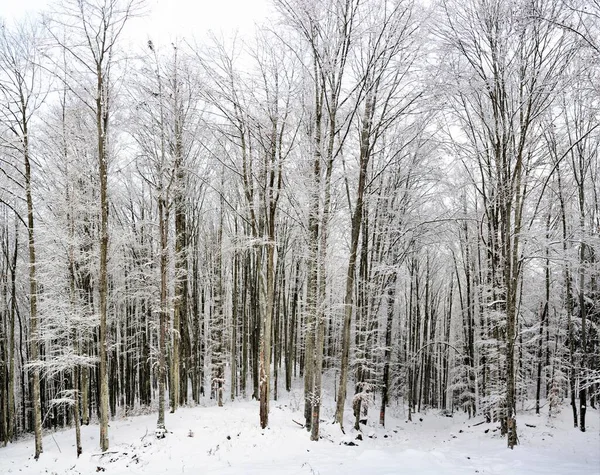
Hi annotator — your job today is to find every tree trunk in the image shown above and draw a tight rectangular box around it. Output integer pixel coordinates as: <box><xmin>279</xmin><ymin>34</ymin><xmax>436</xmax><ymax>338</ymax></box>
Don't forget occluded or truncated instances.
<box><xmin>380</xmin><ymin>281</ymin><xmax>395</xmax><ymax>427</ymax></box>
<box><xmin>578</xmin><ymin>200</ymin><xmax>587</xmax><ymax>432</ymax></box>
<box><xmin>259</xmin><ymin>241</ymin><xmax>275</xmax><ymax>428</ymax></box>
<box><xmin>336</xmin><ymin>92</ymin><xmax>373</xmax><ymax>428</ymax></box>
<box><xmin>286</xmin><ymin>261</ymin><xmax>300</xmax><ymax>392</ymax></box>
<box><xmin>97</xmin><ymin>63</ymin><xmax>110</xmax><ymax>453</ymax></box>
<box><xmin>23</xmin><ymin>113</ymin><xmax>43</xmax><ymax>459</ymax></box>
<box><xmin>535</xmin><ymin>212</ymin><xmax>551</xmax><ymax>415</ymax></box>
<box><xmin>73</xmin><ymin>365</ymin><xmax>82</xmax><ymax>457</ymax></box>
<box><xmin>7</xmin><ymin>228</ymin><xmax>17</xmax><ymax>442</ymax></box>
<box><xmin>156</xmin><ymin>196</ymin><xmax>168</xmax><ymax>437</ymax></box>
<box><xmin>231</xmin><ymin>252</ymin><xmax>238</xmax><ymax>401</ymax></box>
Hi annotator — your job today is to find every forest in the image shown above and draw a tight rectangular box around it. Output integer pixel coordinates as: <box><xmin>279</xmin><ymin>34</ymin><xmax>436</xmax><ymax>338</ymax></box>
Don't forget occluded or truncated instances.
<box><xmin>0</xmin><ymin>0</ymin><xmax>598</xmax><ymax>461</ymax></box>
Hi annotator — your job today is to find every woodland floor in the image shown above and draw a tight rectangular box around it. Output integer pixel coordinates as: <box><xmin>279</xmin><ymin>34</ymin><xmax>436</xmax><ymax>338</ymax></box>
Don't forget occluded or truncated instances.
<box><xmin>1</xmin><ymin>387</ymin><xmax>598</xmax><ymax>474</ymax></box>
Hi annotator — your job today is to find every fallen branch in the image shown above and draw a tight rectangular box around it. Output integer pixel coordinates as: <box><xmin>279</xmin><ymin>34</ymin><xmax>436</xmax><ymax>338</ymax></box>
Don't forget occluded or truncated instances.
<box><xmin>52</xmin><ymin>434</ymin><xmax>62</xmax><ymax>453</ymax></box>
<box><xmin>91</xmin><ymin>451</ymin><xmax>120</xmax><ymax>457</ymax></box>
<box><xmin>292</xmin><ymin>419</ymin><xmax>305</xmax><ymax>428</ymax></box>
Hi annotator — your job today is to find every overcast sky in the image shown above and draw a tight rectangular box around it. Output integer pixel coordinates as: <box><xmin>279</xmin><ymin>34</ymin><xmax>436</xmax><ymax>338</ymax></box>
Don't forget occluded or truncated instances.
<box><xmin>2</xmin><ymin>0</ymin><xmax>271</xmax><ymax>43</ymax></box>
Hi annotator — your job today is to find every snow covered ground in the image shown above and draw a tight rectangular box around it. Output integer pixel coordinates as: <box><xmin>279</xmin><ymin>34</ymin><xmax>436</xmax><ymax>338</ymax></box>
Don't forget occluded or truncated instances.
<box><xmin>1</xmin><ymin>392</ymin><xmax>598</xmax><ymax>474</ymax></box>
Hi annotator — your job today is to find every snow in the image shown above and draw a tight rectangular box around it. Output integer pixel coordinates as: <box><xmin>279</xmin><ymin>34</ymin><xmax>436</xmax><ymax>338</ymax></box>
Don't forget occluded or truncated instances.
<box><xmin>1</xmin><ymin>393</ymin><xmax>598</xmax><ymax>475</ymax></box>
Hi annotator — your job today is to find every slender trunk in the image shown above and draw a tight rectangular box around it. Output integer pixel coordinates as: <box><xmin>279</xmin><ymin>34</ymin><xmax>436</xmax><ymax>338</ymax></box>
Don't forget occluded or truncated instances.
<box><xmin>172</xmin><ymin>54</ymin><xmax>187</xmax><ymax>409</ymax></box>
<box><xmin>81</xmin><ymin>346</ymin><xmax>89</xmax><ymax>425</ymax></box>
<box><xmin>259</xmin><ymin>241</ymin><xmax>275</xmax><ymax>427</ymax></box>
<box><xmin>286</xmin><ymin>260</ymin><xmax>300</xmax><ymax>392</ymax></box>
<box><xmin>231</xmin><ymin>253</ymin><xmax>238</xmax><ymax>401</ymax></box>
<box><xmin>23</xmin><ymin>112</ymin><xmax>43</xmax><ymax>459</ymax></box>
<box><xmin>73</xmin><ymin>365</ymin><xmax>82</xmax><ymax>457</ymax></box>
<box><xmin>535</xmin><ymin>212</ymin><xmax>551</xmax><ymax>414</ymax></box>
<box><xmin>336</xmin><ymin>93</ymin><xmax>373</xmax><ymax>427</ymax></box>
<box><xmin>7</xmin><ymin>228</ymin><xmax>17</xmax><ymax>442</ymax></box>
<box><xmin>242</xmin><ymin>252</ymin><xmax>249</xmax><ymax>398</ymax></box>
<box><xmin>67</xmin><ymin>177</ymin><xmax>82</xmax><ymax>457</ymax></box>
<box><xmin>311</xmin><ymin>122</ymin><xmax>334</xmax><ymax>440</ymax></box>
<box><xmin>380</xmin><ymin>282</ymin><xmax>395</xmax><ymax>426</ymax></box>
<box><xmin>212</xmin><ymin>200</ymin><xmax>225</xmax><ymax>408</ymax></box>
<box><xmin>97</xmin><ymin>65</ymin><xmax>110</xmax><ymax>453</ymax></box>
<box><xmin>310</xmin><ymin>294</ymin><xmax>325</xmax><ymax>441</ymax></box>
<box><xmin>1</xmin><ymin>240</ymin><xmax>9</xmax><ymax>445</ymax></box>
<box><xmin>156</xmin><ymin>196</ymin><xmax>168</xmax><ymax>436</ymax></box>
<box><xmin>557</xmin><ymin>165</ymin><xmax>578</xmax><ymax>427</ymax></box>
<box><xmin>578</xmin><ymin>193</ymin><xmax>587</xmax><ymax>432</ymax></box>
<box><xmin>304</xmin><ymin>82</ymin><xmax>322</xmax><ymax>431</ymax></box>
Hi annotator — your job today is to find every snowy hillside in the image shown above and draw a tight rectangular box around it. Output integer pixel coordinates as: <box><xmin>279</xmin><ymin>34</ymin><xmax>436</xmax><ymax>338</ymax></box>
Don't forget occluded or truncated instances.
<box><xmin>1</xmin><ymin>394</ymin><xmax>598</xmax><ymax>475</ymax></box>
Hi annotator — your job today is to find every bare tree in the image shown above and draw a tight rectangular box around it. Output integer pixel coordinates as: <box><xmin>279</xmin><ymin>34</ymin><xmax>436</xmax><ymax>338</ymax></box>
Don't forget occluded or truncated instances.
<box><xmin>333</xmin><ymin>0</ymin><xmax>421</xmax><ymax>430</ymax></box>
<box><xmin>47</xmin><ymin>0</ymin><xmax>142</xmax><ymax>451</ymax></box>
<box><xmin>0</xmin><ymin>19</ymin><xmax>45</xmax><ymax>460</ymax></box>
<box><xmin>274</xmin><ymin>0</ymin><xmax>362</xmax><ymax>440</ymax></box>
<box><xmin>438</xmin><ymin>0</ymin><xmax>575</xmax><ymax>448</ymax></box>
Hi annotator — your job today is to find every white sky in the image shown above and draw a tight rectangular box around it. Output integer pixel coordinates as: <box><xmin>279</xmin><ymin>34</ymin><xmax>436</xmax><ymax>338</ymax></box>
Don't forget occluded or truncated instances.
<box><xmin>2</xmin><ymin>0</ymin><xmax>272</xmax><ymax>42</ymax></box>
<box><xmin>137</xmin><ymin>0</ymin><xmax>271</xmax><ymax>40</ymax></box>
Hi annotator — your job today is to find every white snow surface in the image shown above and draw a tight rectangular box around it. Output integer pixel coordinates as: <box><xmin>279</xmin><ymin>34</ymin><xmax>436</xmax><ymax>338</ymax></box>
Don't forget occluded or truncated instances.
<box><xmin>1</xmin><ymin>393</ymin><xmax>598</xmax><ymax>474</ymax></box>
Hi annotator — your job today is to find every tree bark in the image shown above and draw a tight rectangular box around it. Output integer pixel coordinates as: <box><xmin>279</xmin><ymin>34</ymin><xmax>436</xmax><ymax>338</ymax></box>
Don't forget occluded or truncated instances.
<box><xmin>156</xmin><ymin>195</ymin><xmax>168</xmax><ymax>436</ymax></box>
<box><xmin>336</xmin><ymin>93</ymin><xmax>373</xmax><ymax>428</ymax></box>
<box><xmin>22</xmin><ymin>107</ymin><xmax>43</xmax><ymax>460</ymax></box>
